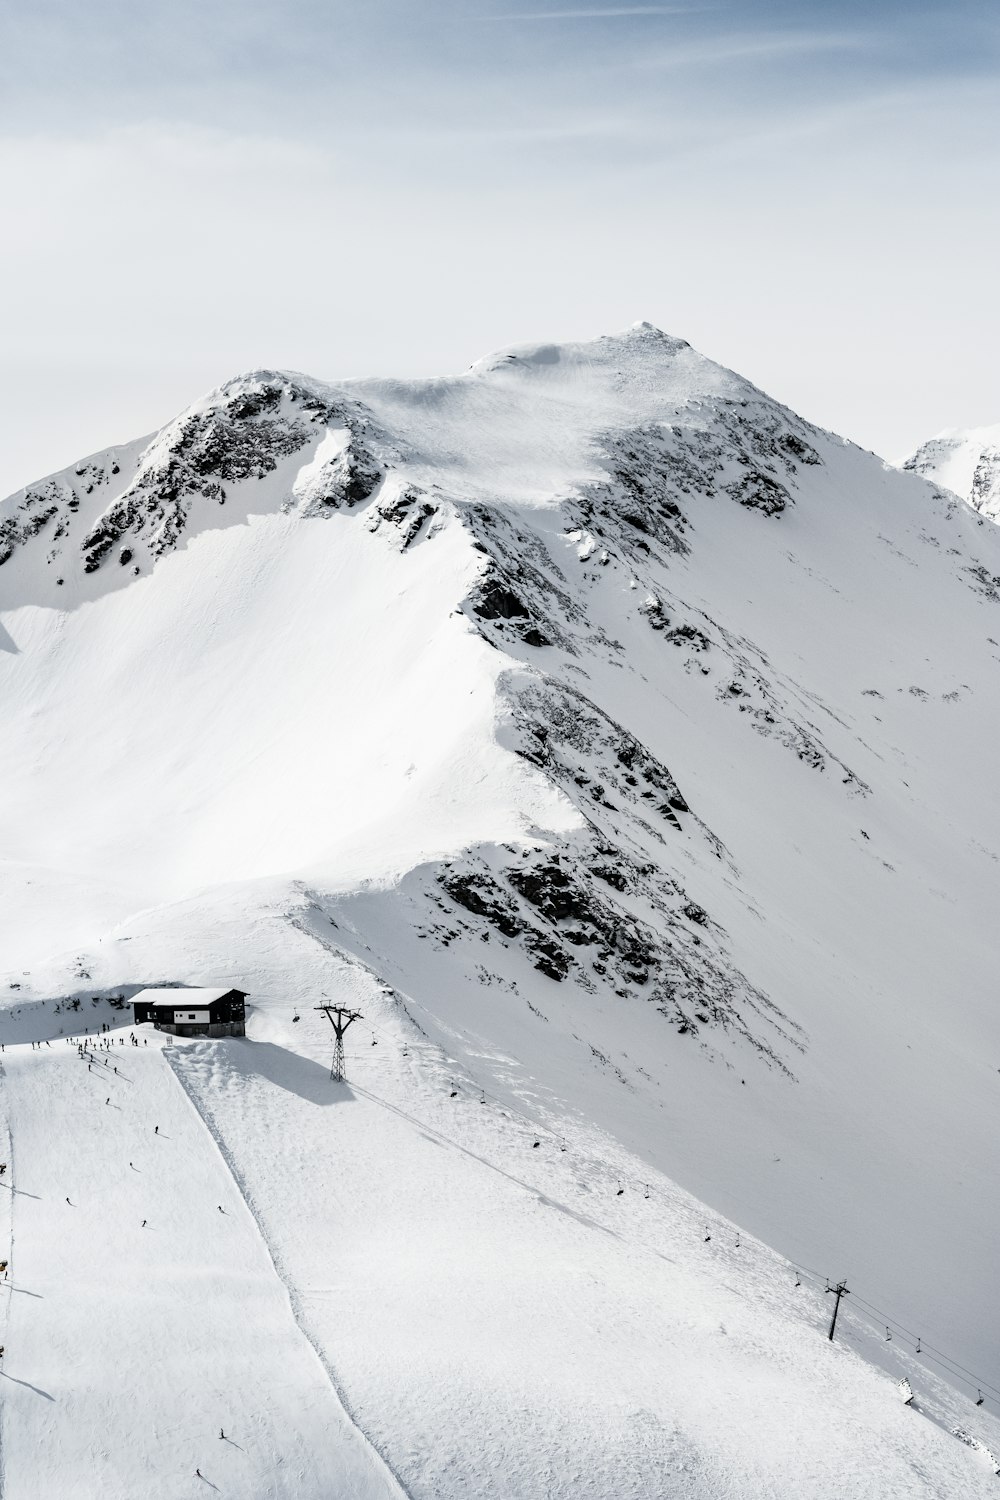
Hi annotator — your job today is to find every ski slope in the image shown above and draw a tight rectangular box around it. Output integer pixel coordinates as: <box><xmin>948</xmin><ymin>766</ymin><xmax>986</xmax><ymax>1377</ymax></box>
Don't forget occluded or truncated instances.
<box><xmin>0</xmin><ymin>1033</ymin><xmax>404</xmax><ymax>1500</ymax></box>
<box><xmin>3</xmin><ymin>991</ymin><xmax>1000</xmax><ymax>1500</ymax></box>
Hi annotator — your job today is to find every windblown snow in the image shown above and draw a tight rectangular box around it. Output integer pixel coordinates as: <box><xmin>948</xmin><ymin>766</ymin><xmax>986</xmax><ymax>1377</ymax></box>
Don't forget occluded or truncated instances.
<box><xmin>2</xmin><ymin>323</ymin><xmax>1000</xmax><ymax>1498</ymax></box>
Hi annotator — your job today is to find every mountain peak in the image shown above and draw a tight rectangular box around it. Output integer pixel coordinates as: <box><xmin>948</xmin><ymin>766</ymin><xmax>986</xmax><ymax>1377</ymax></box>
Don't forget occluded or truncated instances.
<box><xmin>904</xmin><ymin>422</ymin><xmax>1000</xmax><ymax>520</ymax></box>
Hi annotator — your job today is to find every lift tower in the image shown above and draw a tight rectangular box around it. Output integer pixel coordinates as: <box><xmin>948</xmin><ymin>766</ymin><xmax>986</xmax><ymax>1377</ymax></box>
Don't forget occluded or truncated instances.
<box><xmin>315</xmin><ymin>1004</ymin><xmax>363</xmax><ymax>1082</ymax></box>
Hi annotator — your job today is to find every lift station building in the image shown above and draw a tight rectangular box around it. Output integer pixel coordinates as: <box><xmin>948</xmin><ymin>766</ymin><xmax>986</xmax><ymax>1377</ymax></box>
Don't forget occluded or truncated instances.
<box><xmin>132</xmin><ymin>987</ymin><xmax>247</xmax><ymax>1038</ymax></box>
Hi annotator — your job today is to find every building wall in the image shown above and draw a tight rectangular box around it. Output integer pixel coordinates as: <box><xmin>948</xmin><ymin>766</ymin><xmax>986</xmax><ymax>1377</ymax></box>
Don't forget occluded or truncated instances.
<box><xmin>152</xmin><ymin>1020</ymin><xmax>245</xmax><ymax>1038</ymax></box>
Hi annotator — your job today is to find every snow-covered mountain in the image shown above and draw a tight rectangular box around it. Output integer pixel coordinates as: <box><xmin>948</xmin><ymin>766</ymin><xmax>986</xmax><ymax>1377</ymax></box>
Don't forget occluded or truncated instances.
<box><xmin>3</xmin><ymin>324</ymin><xmax>1000</xmax><ymax>1498</ymax></box>
<box><xmin>904</xmin><ymin>422</ymin><xmax>1000</xmax><ymax>519</ymax></box>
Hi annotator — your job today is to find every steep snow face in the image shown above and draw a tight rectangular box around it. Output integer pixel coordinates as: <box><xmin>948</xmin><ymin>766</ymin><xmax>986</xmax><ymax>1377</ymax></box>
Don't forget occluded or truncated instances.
<box><xmin>904</xmin><ymin>423</ymin><xmax>1000</xmax><ymax>519</ymax></box>
<box><xmin>4</xmin><ymin>326</ymin><xmax>1000</xmax><ymax>1491</ymax></box>
<box><xmin>0</xmin><ymin>504</ymin><xmax>577</xmax><ymax>920</ymax></box>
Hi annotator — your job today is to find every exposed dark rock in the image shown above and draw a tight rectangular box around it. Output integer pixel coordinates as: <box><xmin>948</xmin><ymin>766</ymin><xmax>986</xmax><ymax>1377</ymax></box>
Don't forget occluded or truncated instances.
<box><xmin>440</xmin><ymin>871</ymin><xmax>522</xmax><ymax>938</ymax></box>
<box><xmin>729</xmin><ymin>469</ymin><xmax>789</xmax><ymax>516</ymax></box>
<box><xmin>472</xmin><ymin>581</ymin><xmax>530</xmax><ymax>620</ymax></box>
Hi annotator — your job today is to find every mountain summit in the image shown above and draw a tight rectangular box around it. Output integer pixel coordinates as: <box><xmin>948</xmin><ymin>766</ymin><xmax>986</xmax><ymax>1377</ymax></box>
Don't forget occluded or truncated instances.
<box><xmin>3</xmin><ymin>328</ymin><xmax>1000</xmax><ymax>1498</ymax></box>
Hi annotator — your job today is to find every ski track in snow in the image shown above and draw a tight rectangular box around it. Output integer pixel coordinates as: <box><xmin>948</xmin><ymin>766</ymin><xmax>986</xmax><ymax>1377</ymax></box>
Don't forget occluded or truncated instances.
<box><xmin>0</xmin><ymin>1038</ymin><xmax>407</xmax><ymax>1500</ymax></box>
<box><xmin>165</xmin><ymin>1043</ymin><xmax>413</xmax><ymax>1500</ymax></box>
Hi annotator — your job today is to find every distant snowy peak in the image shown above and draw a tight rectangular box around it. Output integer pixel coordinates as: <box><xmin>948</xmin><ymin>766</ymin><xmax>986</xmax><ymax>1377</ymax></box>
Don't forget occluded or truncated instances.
<box><xmin>904</xmin><ymin>424</ymin><xmax>1000</xmax><ymax>521</ymax></box>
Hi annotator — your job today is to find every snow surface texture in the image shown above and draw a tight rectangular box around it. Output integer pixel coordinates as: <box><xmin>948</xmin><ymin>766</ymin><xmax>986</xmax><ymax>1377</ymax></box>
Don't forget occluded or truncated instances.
<box><xmin>3</xmin><ymin>323</ymin><xmax>1000</xmax><ymax>1496</ymax></box>
<box><xmin>904</xmin><ymin>422</ymin><xmax>1000</xmax><ymax>520</ymax></box>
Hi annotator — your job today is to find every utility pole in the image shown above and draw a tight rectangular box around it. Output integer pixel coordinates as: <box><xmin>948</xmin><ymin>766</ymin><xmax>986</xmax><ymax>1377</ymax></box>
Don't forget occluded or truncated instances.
<box><xmin>826</xmin><ymin>1281</ymin><xmax>850</xmax><ymax>1342</ymax></box>
<box><xmin>314</xmin><ymin>1004</ymin><xmax>363</xmax><ymax>1082</ymax></box>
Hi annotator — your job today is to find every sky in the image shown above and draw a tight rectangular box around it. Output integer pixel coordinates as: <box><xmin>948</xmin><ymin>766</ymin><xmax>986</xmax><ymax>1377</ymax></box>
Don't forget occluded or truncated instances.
<box><xmin>1</xmin><ymin>0</ymin><xmax>998</xmax><ymax>494</ymax></box>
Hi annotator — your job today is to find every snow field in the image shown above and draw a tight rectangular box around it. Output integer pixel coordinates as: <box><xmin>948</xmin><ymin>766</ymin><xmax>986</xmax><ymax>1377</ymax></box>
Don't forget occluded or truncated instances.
<box><xmin>168</xmin><ymin>985</ymin><xmax>1000</xmax><ymax>1500</ymax></box>
<box><xmin>3</xmin><ymin>882</ymin><xmax>1000</xmax><ymax>1499</ymax></box>
<box><xmin>0</xmin><ymin>1037</ymin><xmax>404</xmax><ymax>1500</ymax></box>
<box><xmin>0</xmin><ymin>500</ymin><xmax>575</xmax><ymax>955</ymax></box>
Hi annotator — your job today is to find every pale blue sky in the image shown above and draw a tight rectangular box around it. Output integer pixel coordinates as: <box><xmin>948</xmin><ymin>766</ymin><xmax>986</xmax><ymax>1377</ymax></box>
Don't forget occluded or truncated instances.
<box><xmin>2</xmin><ymin>0</ymin><xmax>998</xmax><ymax>491</ymax></box>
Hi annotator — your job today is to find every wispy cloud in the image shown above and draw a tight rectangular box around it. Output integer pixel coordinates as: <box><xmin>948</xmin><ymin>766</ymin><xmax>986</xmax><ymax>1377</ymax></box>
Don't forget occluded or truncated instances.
<box><xmin>488</xmin><ymin>6</ymin><xmax>697</xmax><ymax>19</ymax></box>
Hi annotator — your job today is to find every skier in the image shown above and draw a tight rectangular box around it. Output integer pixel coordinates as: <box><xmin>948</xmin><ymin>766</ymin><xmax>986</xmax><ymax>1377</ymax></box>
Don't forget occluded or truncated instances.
<box><xmin>219</xmin><ymin>1429</ymin><xmax>225</xmax><ymax>1440</ymax></box>
<box><xmin>142</xmin><ymin>1219</ymin><xmax>147</xmax><ymax>1228</ymax></box>
<box><xmin>0</xmin><ymin>1163</ymin><xmax>6</xmax><ymax>1175</ymax></box>
<box><xmin>154</xmin><ymin>1126</ymin><xmax>159</xmax><ymax>1134</ymax></box>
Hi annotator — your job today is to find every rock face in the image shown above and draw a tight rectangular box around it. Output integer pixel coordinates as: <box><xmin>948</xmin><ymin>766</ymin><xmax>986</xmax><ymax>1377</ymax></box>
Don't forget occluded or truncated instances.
<box><xmin>904</xmin><ymin>423</ymin><xmax>1000</xmax><ymax>521</ymax></box>
<box><xmin>0</xmin><ymin>370</ymin><xmax>385</xmax><ymax>581</ymax></box>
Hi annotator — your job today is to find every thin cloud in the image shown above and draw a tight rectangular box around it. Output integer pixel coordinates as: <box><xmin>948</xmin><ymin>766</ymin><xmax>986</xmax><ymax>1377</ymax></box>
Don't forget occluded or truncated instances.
<box><xmin>489</xmin><ymin>7</ymin><xmax>699</xmax><ymax>19</ymax></box>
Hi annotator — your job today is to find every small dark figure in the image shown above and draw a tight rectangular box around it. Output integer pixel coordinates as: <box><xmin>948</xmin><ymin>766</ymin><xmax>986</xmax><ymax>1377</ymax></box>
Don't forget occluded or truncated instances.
<box><xmin>154</xmin><ymin>1125</ymin><xmax>159</xmax><ymax>1134</ymax></box>
<box><xmin>106</xmin><ymin>1098</ymin><xmax>110</xmax><ymax>1105</ymax></box>
<box><xmin>196</xmin><ymin>1470</ymin><xmax>202</xmax><ymax>1479</ymax></box>
<box><xmin>142</xmin><ymin>1219</ymin><xmax>147</xmax><ymax>1227</ymax></box>
<box><xmin>218</xmin><ymin>1205</ymin><xmax>224</xmax><ymax>1213</ymax></box>
<box><xmin>66</xmin><ymin>1197</ymin><xmax>71</xmax><ymax>1205</ymax></box>
<box><xmin>219</xmin><ymin>1429</ymin><xmax>225</xmax><ymax>1440</ymax></box>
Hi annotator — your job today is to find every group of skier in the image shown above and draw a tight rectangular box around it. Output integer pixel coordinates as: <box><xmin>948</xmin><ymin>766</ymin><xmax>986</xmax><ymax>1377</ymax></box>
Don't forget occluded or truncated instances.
<box><xmin>1</xmin><ymin>1023</ymin><xmax>238</xmax><ymax>1479</ymax></box>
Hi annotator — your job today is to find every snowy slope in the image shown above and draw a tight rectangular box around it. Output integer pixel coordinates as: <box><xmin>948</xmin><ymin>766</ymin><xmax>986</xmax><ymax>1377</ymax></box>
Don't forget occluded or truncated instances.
<box><xmin>3</xmin><ymin>324</ymin><xmax>1000</xmax><ymax>1495</ymax></box>
<box><xmin>0</xmin><ymin>1035</ymin><xmax>403</xmax><ymax>1500</ymax></box>
<box><xmin>4</xmin><ymin>936</ymin><xmax>1000</xmax><ymax>1500</ymax></box>
<box><xmin>903</xmin><ymin>422</ymin><xmax>1000</xmax><ymax>519</ymax></box>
